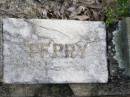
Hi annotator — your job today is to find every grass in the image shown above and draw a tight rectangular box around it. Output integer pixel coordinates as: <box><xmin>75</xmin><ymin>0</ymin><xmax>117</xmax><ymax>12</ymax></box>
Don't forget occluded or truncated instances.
<box><xmin>105</xmin><ymin>0</ymin><xmax>130</xmax><ymax>25</ymax></box>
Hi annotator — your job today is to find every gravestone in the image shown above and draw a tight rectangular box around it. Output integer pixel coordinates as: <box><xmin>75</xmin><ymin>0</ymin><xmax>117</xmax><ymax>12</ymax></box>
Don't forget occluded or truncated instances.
<box><xmin>113</xmin><ymin>17</ymin><xmax>130</xmax><ymax>77</ymax></box>
<box><xmin>123</xmin><ymin>17</ymin><xmax>130</xmax><ymax>76</ymax></box>
<box><xmin>3</xmin><ymin>18</ymin><xmax>108</xmax><ymax>83</ymax></box>
<box><xmin>0</xmin><ymin>18</ymin><xmax>2</xmax><ymax>82</ymax></box>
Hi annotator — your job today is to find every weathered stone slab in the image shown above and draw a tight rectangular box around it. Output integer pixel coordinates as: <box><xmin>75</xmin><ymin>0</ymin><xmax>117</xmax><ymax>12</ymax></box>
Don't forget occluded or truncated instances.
<box><xmin>3</xmin><ymin>18</ymin><xmax>108</xmax><ymax>83</ymax></box>
<box><xmin>0</xmin><ymin>17</ymin><xmax>3</xmax><ymax>82</ymax></box>
<box><xmin>124</xmin><ymin>17</ymin><xmax>130</xmax><ymax>76</ymax></box>
<box><xmin>113</xmin><ymin>18</ymin><xmax>130</xmax><ymax>77</ymax></box>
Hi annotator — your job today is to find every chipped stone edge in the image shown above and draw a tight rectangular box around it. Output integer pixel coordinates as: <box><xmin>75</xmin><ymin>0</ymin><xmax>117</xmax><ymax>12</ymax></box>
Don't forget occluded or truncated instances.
<box><xmin>0</xmin><ymin>17</ymin><xmax>3</xmax><ymax>82</ymax></box>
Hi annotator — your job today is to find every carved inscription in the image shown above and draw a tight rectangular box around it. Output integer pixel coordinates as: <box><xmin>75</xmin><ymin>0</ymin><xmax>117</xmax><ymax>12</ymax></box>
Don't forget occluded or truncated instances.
<box><xmin>24</xmin><ymin>41</ymin><xmax>87</xmax><ymax>58</ymax></box>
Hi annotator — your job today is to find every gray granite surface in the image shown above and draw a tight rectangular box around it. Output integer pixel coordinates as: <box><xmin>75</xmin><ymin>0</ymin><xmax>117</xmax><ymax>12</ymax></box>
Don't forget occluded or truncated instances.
<box><xmin>3</xmin><ymin>18</ymin><xmax>108</xmax><ymax>83</ymax></box>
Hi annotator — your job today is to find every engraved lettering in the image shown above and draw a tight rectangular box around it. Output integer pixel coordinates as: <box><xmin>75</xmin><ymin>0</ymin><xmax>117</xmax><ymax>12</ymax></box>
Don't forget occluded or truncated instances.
<box><xmin>53</xmin><ymin>44</ymin><xmax>63</xmax><ymax>58</ymax></box>
<box><xmin>40</xmin><ymin>43</ymin><xmax>50</xmax><ymax>58</ymax></box>
<box><xmin>24</xmin><ymin>41</ymin><xmax>87</xmax><ymax>58</ymax></box>
<box><xmin>76</xmin><ymin>43</ymin><xmax>87</xmax><ymax>58</ymax></box>
<box><xmin>65</xmin><ymin>44</ymin><xmax>76</xmax><ymax>58</ymax></box>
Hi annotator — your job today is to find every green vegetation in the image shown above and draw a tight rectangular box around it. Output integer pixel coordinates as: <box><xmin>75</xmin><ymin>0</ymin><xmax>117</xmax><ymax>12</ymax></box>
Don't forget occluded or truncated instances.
<box><xmin>105</xmin><ymin>0</ymin><xmax>130</xmax><ymax>25</ymax></box>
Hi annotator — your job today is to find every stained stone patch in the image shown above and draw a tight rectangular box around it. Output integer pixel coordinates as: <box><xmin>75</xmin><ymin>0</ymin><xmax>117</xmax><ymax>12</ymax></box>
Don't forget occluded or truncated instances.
<box><xmin>3</xmin><ymin>18</ymin><xmax>108</xmax><ymax>83</ymax></box>
<box><xmin>113</xmin><ymin>18</ymin><xmax>130</xmax><ymax>77</ymax></box>
<box><xmin>0</xmin><ymin>17</ymin><xmax>3</xmax><ymax>82</ymax></box>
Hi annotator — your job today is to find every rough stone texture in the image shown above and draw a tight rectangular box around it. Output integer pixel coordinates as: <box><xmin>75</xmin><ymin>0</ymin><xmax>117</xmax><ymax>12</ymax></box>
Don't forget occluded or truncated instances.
<box><xmin>3</xmin><ymin>18</ymin><xmax>107</xmax><ymax>83</ymax></box>
<box><xmin>0</xmin><ymin>0</ymin><xmax>130</xmax><ymax>97</ymax></box>
<box><xmin>69</xmin><ymin>21</ymin><xmax>130</xmax><ymax>96</ymax></box>
<box><xmin>124</xmin><ymin>17</ymin><xmax>130</xmax><ymax>76</ymax></box>
<box><xmin>113</xmin><ymin>19</ymin><xmax>130</xmax><ymax>77</ymax></box>
<box><xmin>69</xmin><ymin>82</ymin><xmax>130</xmax><ymax>96</ymax></box>
<box><xmin>0</xmin><ymin>84</ymin><xmax>73</xmax><ymax>97</ymax></box>
<box><xmin>0</xmin><ymin>17</ymin><xmax>3</xmax><ymax>82</ymax></box>
<box><xmin>0</xmin><ymin>0</ymin><xmax>106</xmax><ymax>96</ymax></box>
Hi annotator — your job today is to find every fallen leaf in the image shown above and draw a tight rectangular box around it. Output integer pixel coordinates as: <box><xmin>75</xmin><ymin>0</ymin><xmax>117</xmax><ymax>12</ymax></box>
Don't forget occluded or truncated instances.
<box><xmin>71</xmin><ymin>15</ymin><xmax>90</xmax><ymax>20</ymax></box>
<box><xmin>67</xmin><ymin>6</ymin><xmax>76</xmax><ymax>12</ymax></box>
